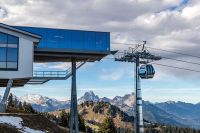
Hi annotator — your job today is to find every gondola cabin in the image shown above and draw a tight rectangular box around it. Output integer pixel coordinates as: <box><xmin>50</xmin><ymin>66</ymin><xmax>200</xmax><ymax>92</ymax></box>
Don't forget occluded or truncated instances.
<box><xmin>139</xmin><ymin>64</ymin><xmax>155</xmax><ymax>79</ymax></box>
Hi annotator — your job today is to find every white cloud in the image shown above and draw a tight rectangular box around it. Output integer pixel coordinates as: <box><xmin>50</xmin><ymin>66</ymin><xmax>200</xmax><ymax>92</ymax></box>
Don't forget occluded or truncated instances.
<box><xmin>163</xmin><ymin>0</ymin><xmax>181</xmax><ymax>5</ymax></box>
<box><xmin>34</xmin><ymin>62</ymin><xmax>71</xmax><ymax>71</ymax></box>
<box><xmin>181</xmin><ymin>5</ymin><xmax>200</xmax><ymax>19</ymax></box>
<box><xmin>48</xmin><ymin>63</ymin><xmax>70</xmax><ymax>70</ymax></box>
<box><xmin>0</xmin><ymin>6</ymin><xmax>7</xmax><ymax>19</ymax></box>
<box><xmin>100</xmin><ymin>68</ymin><xmax>125</xmax><ymax>81</ymax></box>
<box><xmin>0</xmin><ymin>0</ymin><xmax>200</xmax><ymax>80</ymax></box>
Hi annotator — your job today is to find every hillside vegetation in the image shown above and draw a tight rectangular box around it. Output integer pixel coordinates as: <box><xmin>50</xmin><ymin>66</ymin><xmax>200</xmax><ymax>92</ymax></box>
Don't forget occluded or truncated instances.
<box><xmin>9</xmin><ymin>91</ymin><xmax>200</xmax><ymax>129</ymax></box>
<box><xmin>0</xmin><ymin>94</ymin><xmax>68</xmax><ymax>133</ymax></box>
<box><xmin>50</xmin><ymin>101</ymin><xmax>200</xmax><ymax>133</ymax></box>
<box><xmin>1</xmin><ymin>93</ymin><xmax>200</xmax><ymax>133</ymax></box>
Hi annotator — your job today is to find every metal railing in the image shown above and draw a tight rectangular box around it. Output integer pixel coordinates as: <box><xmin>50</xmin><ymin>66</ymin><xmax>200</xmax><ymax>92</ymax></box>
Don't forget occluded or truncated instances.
<box><xmin>33</xmin><ymin>70</ymin><xmax>67</xmax><ymax>78</ymax></box>
<box><xmin>28</xmin><ymin>62</ymin><xmax>86</xmax><ymax>84</ymax></box>
<box><xmin>33</xmin><ymin>62</ymin><xmax>84</xmax><ymax>78</ymax></box>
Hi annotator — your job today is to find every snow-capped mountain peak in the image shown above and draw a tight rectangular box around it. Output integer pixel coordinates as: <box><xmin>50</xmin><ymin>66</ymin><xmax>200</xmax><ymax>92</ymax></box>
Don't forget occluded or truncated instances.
<box><xmin>19</xmin><ymin>94</ymin><xmax>70</xmax><ymax>112</ymax></box>
<box><xmin>100</xmin><ymin>97</ymin><xmax>110</xmax><ymax>102</ymax></box>
<box><xmin>165</xmin><ymin>101</ymin><xmax>176</xmax><ymax>104</ymax></box>
<box><xmin>78</xmin><ymin>91</ymin><xmax>99</xmax><ymax>104</ymax></box>
<box><xmin>113</xmin><ymin>96</ymin><xmax>123</xmax><ymax>101</ymax></box>
<box><xmin>110</xmin><ymin>93</ymin><xmax>135</xmax><ymax>107</ymax></box>
<box><xmin>20</xmin><ymin>94</ymin><xmax>49</xmax><ymax>104</ymax></box>
<box><xmin>123</xmin><ymin>94</ymin><xmax>135</xmax><ymax>107</ymax></box>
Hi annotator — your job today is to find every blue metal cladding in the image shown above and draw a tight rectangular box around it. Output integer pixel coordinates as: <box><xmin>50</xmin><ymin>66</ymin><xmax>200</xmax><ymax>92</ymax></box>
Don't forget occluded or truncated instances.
<box><xmin>14</xmin><ymin>26</ymin><xmax>110</xmax><ymax>53</ymax></box>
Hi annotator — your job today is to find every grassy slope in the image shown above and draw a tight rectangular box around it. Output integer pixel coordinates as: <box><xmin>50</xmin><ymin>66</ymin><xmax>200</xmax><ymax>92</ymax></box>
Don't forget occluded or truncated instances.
<box><xmin>0</xmin><ymin>124</ymin><xmax>20</xmax><ymax>133</ymax></box>
<box><xmin>50</xmin><ymin>102</ymin><xmax>200</xmax><ymax>133</ymax></box>
<box><xmin>50</xmin><ymin>102</ymin><xmax>135</xmax><ymax>131</ymax></box>
<box><xmin>0</xmin><ymin>113</ymin><xmax>68</xmax><ymax>133</ymax></box>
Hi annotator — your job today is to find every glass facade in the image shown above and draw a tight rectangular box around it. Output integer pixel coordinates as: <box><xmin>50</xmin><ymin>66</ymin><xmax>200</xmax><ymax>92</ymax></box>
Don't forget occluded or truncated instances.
<box><xmin>15</xmin><ymin>27</ymin><xmax>110</xmax><ymax>52</ymax></box>
<box><xmin>0</xmin><ymin>32</ymin><xmax>18</xmax><ymax>70</ymax></box>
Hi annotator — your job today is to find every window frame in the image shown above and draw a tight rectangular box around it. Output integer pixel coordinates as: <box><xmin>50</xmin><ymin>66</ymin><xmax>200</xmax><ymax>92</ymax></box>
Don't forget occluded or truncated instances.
<box><xmin>0</xmin><ymin>32</ymin><xmax>19</xmax><ymax>71</ymax></box>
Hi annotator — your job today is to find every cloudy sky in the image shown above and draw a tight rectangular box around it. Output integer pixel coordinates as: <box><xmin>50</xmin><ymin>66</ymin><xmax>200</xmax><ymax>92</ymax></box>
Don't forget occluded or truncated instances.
<box><xmin>1</xmin><ymin>0</ymin><xmax>200</xmax><ymax>103</ymax></box>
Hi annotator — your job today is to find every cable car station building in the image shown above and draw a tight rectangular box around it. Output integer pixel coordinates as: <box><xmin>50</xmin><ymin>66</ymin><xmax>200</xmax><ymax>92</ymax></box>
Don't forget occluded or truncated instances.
<box><xmin>0</xmin><ymin>23</ymin><xmax>110</xmax><ymax>132</ymax></box>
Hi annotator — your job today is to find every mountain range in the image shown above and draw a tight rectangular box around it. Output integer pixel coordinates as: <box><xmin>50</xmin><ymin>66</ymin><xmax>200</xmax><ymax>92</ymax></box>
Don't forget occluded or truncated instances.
<box><xmin>7</xmin><ymin>91</ymin><xmax>200</xmax><ymax>129</ymax></box>
<box><xmin>20</xmin><ymin>94</ymin><xmax>71</xmax><ymax>112</ymax></box>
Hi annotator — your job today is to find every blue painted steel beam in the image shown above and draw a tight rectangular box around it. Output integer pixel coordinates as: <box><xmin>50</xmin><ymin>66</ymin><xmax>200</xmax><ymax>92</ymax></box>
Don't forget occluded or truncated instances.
<box><xmin>70</xmin><ymin>59</ymin><xmax>79</xmax><ymax>133</ymax></box>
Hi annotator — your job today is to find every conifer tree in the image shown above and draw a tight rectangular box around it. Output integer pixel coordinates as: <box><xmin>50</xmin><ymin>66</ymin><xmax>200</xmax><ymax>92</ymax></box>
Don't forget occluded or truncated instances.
<box><xmin>14</xmin><ymin>97</ymin><xmax>18</xmax><ymax>108</ymax></box>
<box><xmin>78</xmin><ymin>114</ymin><xmax>86</xmax><ymax>131</ymax></box>
<box><xmin>60</xmin><ymin>110</ymin><xmax>69</xmax><ymax>127</ymax></box>
<box><xmin>8</xmin><ymin>93</ymin><xmax>13</xmax><ymax>107</ymax></box>
<box><xmin>100</xmin><ymin>117</ymin><xmax>116</xmax><ymax>133</ymax></box>
<box><xmin>18</xmin><ymin>101</ymin><xmax>23</xmax><ymax>110</ymax></box>
<box><xmin>23</xmin><ymin>102</ymin><xmax>35</xmax><ymax>113</ymax></box>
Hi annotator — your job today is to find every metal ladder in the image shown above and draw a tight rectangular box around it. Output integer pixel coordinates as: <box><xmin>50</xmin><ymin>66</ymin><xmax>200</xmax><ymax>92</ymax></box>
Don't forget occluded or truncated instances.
<box><xmin>27</xmin><ymin>62</ymin><xmax>85</xmax><ymax>85</ymax></box>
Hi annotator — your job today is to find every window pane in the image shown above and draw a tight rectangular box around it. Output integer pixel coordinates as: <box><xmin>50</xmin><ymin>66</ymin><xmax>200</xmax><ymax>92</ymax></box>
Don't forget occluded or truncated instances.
<box><xmin>8</xmin><ymin>35</ymin><xmax>18</xmax><ymax>44</ymax></box>
<box><xmin>0</xmin><ymin>62</ymin><xmax>6</xmax><ymax>68</ymax></box>
<box><xmin>7</xmin><ymin>44</ymin><xmax>18</xmax><ymax>48</ymax></box>
<box><xmin>0</xmin><ymin>48</ymin><xmax>6</xmax><ymax>61</ymax></box>
<box><xmin>0</xmin><ymin>32</ymin><xmax>7</xmax><ymax>44</ymax></box>
<box><xmin>0</xmin><ymin>33</ymin><xmax>18</xmax><ymax>70</ymax></box>
<box><xmin>7</xmin><ymin>62</ymin><xmax>17</xmax><ymax>69</ymax></box>
<box><xmin>0</xmin><ymin>44</ymin><xmax>7</xmax><ymax>48</ymax></box>
<box><xmin>7</xmin><ymin>48</ymin><xmax>18</xmax><ymax>62</ymax></box>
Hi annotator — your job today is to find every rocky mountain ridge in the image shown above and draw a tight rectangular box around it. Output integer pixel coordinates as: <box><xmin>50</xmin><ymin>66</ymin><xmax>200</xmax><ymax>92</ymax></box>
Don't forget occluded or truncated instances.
<box><xmin>5</xmin><ymin>91</ymin><xmax>200</xmax><ymax>129</ymax></box>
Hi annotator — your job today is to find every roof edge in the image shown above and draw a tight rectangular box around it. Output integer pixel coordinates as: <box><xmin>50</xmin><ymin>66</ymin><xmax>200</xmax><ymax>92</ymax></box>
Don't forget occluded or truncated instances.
<box><xmin>0</xmin><ymin>23</ymin><xmax>41</xmax><ymax>41</ymax></box>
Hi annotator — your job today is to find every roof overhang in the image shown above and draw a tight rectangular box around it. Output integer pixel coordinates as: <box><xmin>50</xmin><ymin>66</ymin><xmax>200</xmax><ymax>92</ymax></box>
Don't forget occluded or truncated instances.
<box><xmin>0</xmin><ymin>78</ymin><xmax>30</xmax><ymax>87</ymax></box>
<box><xmin>0</xmin><ymin>23</ymin><xmax>41</xmax><ymax>45</ymax></box>
<box><xmin>34</xmin><ymin>48</ymin><xmax>110</xmax><ymax>62</ymax></box>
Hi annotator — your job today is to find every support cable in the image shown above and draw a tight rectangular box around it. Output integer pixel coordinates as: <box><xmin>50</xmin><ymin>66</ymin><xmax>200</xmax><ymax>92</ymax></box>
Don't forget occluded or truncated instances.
<box><xmin>152</xmin><ymin>63</ymin><xmax>200</xmax><ymax>73</ymax></box>
<box><xmin>104</xmin><ymin>56</ymin><xmax>200</xmax><ymax>66</ymax></box>
<box><xmin>111</xmin><ymin>42</ymin><xmax>200</xmax><ymax>59</ymax></box>
<box><xmin>146</xmin><ymin>46</ymin><xmax>200</xmax><ymax>59</ymax></box>
<box><xmin>103</xmin><ymin>57</ymin><xmax>200</xmax><ymax>73</ymax></box>
<box><xmin>156</xmin><ymin>56</ymin><xmax>200</xmax><ymax>66</ymax></box>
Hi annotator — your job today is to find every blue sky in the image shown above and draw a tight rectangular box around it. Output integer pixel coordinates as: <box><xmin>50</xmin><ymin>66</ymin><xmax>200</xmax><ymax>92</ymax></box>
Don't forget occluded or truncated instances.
<box><xmin>1</xmin><ymin>57</ymin><xmax>200</xmax><ymax>103</ymax></box>
<box><xmin>1</xmin><ymin>0</ymin><xmax>200</xmax><ymax>103</ymax></box>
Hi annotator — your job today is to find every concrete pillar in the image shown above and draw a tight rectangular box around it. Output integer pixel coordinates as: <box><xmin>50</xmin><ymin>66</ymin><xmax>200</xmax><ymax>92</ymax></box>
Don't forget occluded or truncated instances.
<box><xmin>70</xmin><ymin>59</ymin><xmax>79</xmax><ymax>133</ymax></box>
<box><xmin>0</xmin><ymin>79</ymin><xmax>13</xmax><ymax>113</ymax></box>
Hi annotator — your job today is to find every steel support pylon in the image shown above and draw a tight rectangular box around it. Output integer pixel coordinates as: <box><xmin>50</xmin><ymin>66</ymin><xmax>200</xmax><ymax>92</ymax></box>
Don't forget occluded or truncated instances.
<box><xmin>135</xmin><ymin>56</ymin><xmax>144</xmax><ymax>133</ymax></box>
<box><xmin>70</xmin><ymin>59</ymin><xmax>79</xmax><ymax>133</ymax></box>
<box><xmin>0</xmin><ymin>79</ymin><xmax>13</xmax><ymax>112</ymax></box>
<box><xmin>114</xmin><ymin>42</ymin><xmax>161</xmax><ymax>133</ymax></box>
